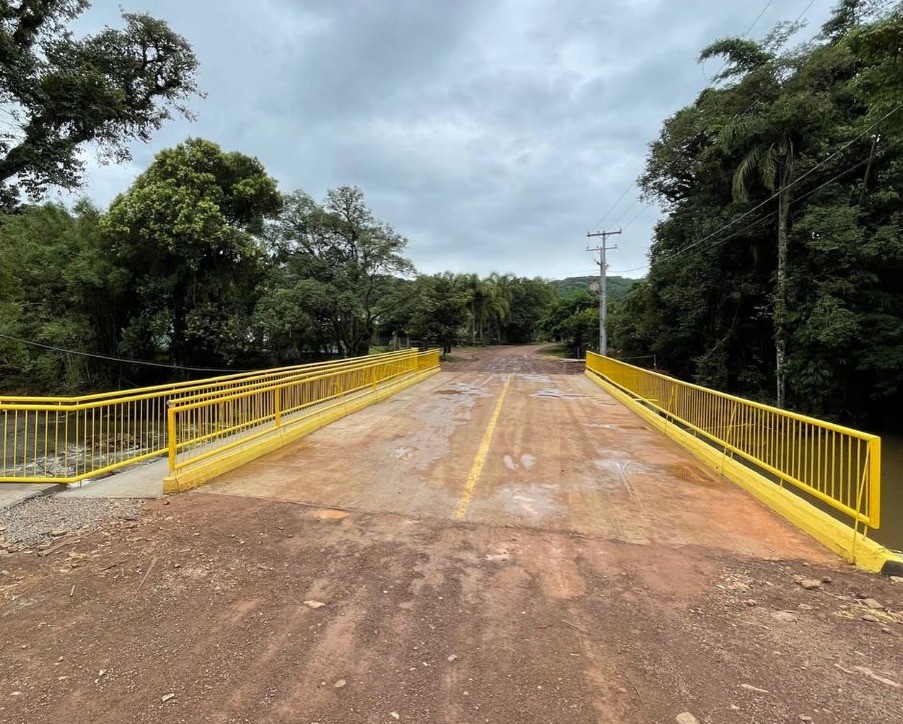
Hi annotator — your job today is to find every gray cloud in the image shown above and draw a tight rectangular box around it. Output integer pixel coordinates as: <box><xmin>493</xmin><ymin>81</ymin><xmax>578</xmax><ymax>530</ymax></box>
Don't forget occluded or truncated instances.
<box><xmin>64</xmin><ymin>0</ymin><xmax>834</xmax><ymax>280</ymax></box>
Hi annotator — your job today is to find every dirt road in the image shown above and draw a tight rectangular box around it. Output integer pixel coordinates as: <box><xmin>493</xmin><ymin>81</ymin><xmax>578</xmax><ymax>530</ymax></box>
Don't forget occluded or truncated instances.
<box><xmin>1</xmin><ymin>345</ymin><xmax>901</xmax><ymax>723</ymax></box>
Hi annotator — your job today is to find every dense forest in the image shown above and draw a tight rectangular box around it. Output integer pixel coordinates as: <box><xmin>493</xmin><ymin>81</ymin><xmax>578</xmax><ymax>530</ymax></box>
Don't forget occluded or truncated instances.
<box><xmin>2</xmin><ymin>1</ymin><xmax>902</xmax><ymax>433</ymax></box>
<box><xmin>0</xmin><ymin>2</ymin><xmax>593</xmax><ymax>393</ymax></box>
<box><xmin>548</xmin><ymin>276</ymin><xmax>637</xmax><ymax>300</ymax></box>
<box><xmin>0</xmin><ymin>159</ymin><xmax>575</xmax><ymax>392</ymax></box>
<box><xmin>609</xmin><ymin>1</ymin><xmax>903</xmax><ymax>428</ymax></box>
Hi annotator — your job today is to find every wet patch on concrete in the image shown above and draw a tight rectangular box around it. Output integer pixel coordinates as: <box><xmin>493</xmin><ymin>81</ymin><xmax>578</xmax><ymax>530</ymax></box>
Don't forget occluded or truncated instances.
<box><xmin>531</xmin><ymin>389</ymin><xmax>585</xmax><ymax>400</ymax></box>
<box><xmin>436</xmin><ymin>383</ymin><xmax>491</xmax><ymax>398</ymax></box>
<box><xmin>583</xmin><ymin>422</ymin><xmax>649</xmax><ymax>431</ymax></box>
<box><xmin>502</xmin><ymin>453</ymin><xmax>538</xmax><ymax>471</ymax></box>
<box><xmin>518</xmin><ymin>374</ymin><xmax>551</xmax><ymax>383</ymax></box>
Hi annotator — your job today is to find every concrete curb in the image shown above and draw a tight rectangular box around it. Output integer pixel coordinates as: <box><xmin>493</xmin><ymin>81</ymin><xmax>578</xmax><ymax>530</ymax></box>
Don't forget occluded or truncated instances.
<box><xmin>0</xmin><ymin>483</ymin><xmax>67</xmax><ymax>511</ymax></box>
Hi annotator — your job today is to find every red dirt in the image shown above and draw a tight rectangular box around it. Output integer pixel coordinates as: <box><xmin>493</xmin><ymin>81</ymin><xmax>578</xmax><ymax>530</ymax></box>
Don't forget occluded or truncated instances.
<box><xmin>1</xmin><ymin>345</ymin><xmax>901</xmax><ymax>724</ymax></box>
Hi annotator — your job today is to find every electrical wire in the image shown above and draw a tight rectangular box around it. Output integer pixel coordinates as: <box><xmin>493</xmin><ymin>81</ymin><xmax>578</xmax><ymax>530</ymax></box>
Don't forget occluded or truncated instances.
<box><xmin>620</xmin><ymin>201</ymin><xmax>651</xmax><ymax>231</ymax></box>
<box><xmin>589</xmin><ymin>181</ymin><xmax>634</xmax><ymax>231</ymax></box>
<box><xmin>0</xmin><ymin>332</ymin><xmax>253</xmax><ymax>373</ymax></box>
<box><xmin>609</xmin><ymin>100</ymin><xmax>903</xmax><ymax>274</ymax></box>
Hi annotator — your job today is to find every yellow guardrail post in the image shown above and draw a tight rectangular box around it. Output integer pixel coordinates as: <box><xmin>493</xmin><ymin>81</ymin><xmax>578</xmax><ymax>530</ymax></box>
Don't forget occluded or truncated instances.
<box><xmin>274</xmin><ymin>386</ymin><xmax>282</xmax><ymax>429</ymax></box>
<box><xmin>167</xmin><ymin>403</ymin><xmax>177</xmax><ymax>474</ymax></box>
<box><xmin>584</xmin><ymin>351</ymin><xmax>898</xmax><ymax>572</ymax></box>
<box><xmin>868</xmin><ymin>437</ymin><xmax>881</xmax><ymax>529</ymax></box>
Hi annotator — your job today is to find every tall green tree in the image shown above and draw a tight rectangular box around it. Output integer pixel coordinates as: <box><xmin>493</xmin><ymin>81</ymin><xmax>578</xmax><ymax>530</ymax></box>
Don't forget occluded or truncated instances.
<box><xmin>615</xmin><ymin>0</ymin><xmax>903</xmax><ymax>425</ymax></box>
<box><xmin>699</xmin><ymin>31</ymin><xmax>836</xmax><ymax>406</ymax></box>
<box><xmin>0</xmin><ymin>200</ymin><xmax>121</xmax><ymax>391</ymax></box>
<box><xmin>0</xmin><ymin>1</ymin><xmax>201</xmax><ymax>205</ymax></box>
<box><xmin>104</xmin><ymin>138</ymin><xmax>281</xmax><ymax>368</ymax></box>
<box><xmin>266</xmin><ymin>187</ymin><xmax>414</xmax><ymax>357</ymax></box>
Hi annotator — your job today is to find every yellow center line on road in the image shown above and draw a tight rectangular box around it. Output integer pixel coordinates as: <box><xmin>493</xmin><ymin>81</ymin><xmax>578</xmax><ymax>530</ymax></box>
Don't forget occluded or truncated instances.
<box><xmin>454</xmin><ymin>374</ymin><xmax>512</xmax><ymax>521</ymax></box>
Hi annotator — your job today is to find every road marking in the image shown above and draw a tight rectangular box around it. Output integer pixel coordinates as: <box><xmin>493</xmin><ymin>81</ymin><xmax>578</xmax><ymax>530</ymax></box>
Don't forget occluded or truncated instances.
<box><xmin>454</xmin><ymin>374</ymin><xmax>512</xmax><ymax>521</ymax></box>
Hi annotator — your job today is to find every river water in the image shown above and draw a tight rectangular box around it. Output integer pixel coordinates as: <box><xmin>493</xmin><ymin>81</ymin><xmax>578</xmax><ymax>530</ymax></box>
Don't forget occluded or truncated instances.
<box><xmin>875</xmin><ymin>433</ymin><xmax>903</xmax><ymax>552</ymax></box>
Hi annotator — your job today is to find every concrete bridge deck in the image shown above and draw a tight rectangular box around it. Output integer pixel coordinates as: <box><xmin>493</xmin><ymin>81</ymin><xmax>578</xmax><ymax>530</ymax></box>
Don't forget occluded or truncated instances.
<box><xmin>208</xmin><ymin>346</ymin><xmax>827</xmax><ymax>562</ymax></box>
<box><xmin>1</xmin><ymin>346</ymin><xmax>901</xmax><ymax>724</ymax></box>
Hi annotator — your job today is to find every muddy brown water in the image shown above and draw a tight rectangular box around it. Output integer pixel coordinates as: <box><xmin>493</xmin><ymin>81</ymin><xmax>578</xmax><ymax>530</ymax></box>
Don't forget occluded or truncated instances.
<box><xmin>876</xmin><ymin>433</ymin><xmax>903</xmax><ymax>552</ymax></box>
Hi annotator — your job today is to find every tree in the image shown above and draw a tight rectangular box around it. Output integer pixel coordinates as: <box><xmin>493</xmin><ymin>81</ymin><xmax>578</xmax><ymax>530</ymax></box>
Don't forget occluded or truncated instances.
<box><xmin>503</xmin><ymin>277</ymin><xmax>554</xmax><ymax>343</ymax></box>
<box><xmin>0</xmin><ymin>1</ymin><xmax>201</xmax><ymax>204</ymax></box>
<box><xmin>614</xmin><ymin>0</ymin><xmax>903</xmax><ymax>425</ymax></box>
<box><xmin>403</xmin><ymin>274</ymin><xmax>469</xmax><ymax>354</ymax></box>
<box><xmin>699</xmin><ymin>32</ymin><xmax>836</xmax><ymax>406</ymax></box>
<box><xmin>103</xmin><ymin>138</ymin><xmax>281</xmax><ymax>368</ymax></box>
<box><xmin>0</xmin><ymin>199</ymin><xmax>120</xmax><ymax>392</ymax></box>
<box><xmin>268</xmin><ymin>187</ymin><xmax>414</xmax><ymax>357</ymax></box>
<box><xmin>539</xmin><ymin>290</ymin><xmax>598</xmax><ymax>355</ymax></box>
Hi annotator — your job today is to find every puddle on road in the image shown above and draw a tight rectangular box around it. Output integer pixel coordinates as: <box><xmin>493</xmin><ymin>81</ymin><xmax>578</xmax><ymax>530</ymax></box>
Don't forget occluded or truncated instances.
<box><xmin>531</xmin><ymin>389</ymin><xmax>585</xmax><ymax>400</ymax></box>
<box><xmin>436</xmin><ymin>383</ymin><xmax>491</xmax><ymax>397</ymax></box>
<box><xmin>659</xmin><ymin>462</ymin><xmax>722</xmax><ymax>488</ymax></box>
<box><xmin>584</xmin><ymin>423</ymin><xmax>648</xmax><ymax>431</ymax></box>
<box><xmin>519</xmin><ymin>374</ymin><xmax>551</xmax><ymax>383</ymax></box>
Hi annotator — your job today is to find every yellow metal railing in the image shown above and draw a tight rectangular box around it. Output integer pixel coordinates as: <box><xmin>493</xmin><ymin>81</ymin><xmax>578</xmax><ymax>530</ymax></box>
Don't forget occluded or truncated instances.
<box><xmin>0</xmin><ymin>350</ymin><xmax>423</xmax><ymax>484</ymax></box>
<box><xmin>586</xmin><ymin>352</ymin><xmax>882</xmax><ymax>531</ymax></box>
<box><xmin>167</xmin><ymin>349</ymin><xmax>441</xmax><ymax>474</ymax></box>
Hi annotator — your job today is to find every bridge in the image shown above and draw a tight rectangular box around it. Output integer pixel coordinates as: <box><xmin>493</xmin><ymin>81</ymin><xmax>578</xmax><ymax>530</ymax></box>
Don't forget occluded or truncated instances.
<box><xmin>2</xmin><ymin>345</ymin><xmax>897</xmax><ymax>573</ymax></box>
<box><xmin>1</xmin><ymin>346</ymin><xmax>902</xmax><ymax>723</ymax></box>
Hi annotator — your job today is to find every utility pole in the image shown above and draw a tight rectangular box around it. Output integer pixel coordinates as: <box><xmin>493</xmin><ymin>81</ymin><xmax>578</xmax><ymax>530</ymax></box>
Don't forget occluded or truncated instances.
<box><xmin>586</xmin><ymin>228</ymin><xmax>621</xmax><ymax>356</ymax></box>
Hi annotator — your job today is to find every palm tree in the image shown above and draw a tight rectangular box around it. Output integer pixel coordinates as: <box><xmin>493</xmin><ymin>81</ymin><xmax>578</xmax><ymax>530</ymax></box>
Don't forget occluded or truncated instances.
<box><xmin>701</xmin><ymin>37</ymin><xmax>832</xmax><ymax>407</ymax></box>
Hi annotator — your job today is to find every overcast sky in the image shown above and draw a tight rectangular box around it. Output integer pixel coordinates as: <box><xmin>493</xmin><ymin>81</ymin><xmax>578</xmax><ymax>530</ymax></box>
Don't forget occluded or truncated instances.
<box><xmin>64</xmin><ymin>0</ymin><xmax>832</xmax><ymax>280</ymax></box>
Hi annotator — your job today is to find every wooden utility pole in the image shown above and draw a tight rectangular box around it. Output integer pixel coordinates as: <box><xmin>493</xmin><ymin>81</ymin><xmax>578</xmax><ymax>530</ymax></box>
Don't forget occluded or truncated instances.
<box><xmin>586</xmin><ymin>229</ymin><xmax>621</xmax><ymax>356</ymax></box>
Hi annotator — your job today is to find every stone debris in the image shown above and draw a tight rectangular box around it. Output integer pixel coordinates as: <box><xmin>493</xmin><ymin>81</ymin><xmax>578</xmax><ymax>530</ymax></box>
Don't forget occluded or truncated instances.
<box><xmin>771</xmin><ymin>611</ymin><xmax>799</xmax><ymax>623</ymax></box>
<box><xmin>303</xmin><ymin>600</ymin><xmax>326</xmax><ymax>609</ymax></box>
<box><xmin>739</xmin><ymin>684</ymin><xmax>770</xmax><ymax>694</ymax></box>
<box><xmin>676</xmin><ymin>713</ymin><xmax>700</xmax><ymax>724</ymax></box>
<box><xmin>862</xmin><ymin>598</ymin><xmax>882</xmax><ymax>610</ymax></box>
<box><xmin>798</xmin><ymin>578</ymin><xmax>822</xmax><ymax>590</ymax></box>
<box><xmin>333</xmin><ymin>679</ymin><xmax>347</xmax><ymax>689</ymax></box>
<box><xmin>161</xmin><ymin>693</ymin><xmax>175</xmax><ymax>703</ymax></box>
<box><xmin>0</xmin><ymin>497</ymin><xmax>143</xmax><ymax>548</ymax></box>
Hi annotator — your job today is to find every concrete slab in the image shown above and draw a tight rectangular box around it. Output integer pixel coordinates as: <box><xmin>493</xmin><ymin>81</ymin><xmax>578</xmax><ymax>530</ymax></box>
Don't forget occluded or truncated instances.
<box><xmin>0</xmin><ymin>482</ymin><xmax>62</xmax><ymax>510</ymax></box>
<box><xmin>57</xmin><ymin>458</ymin><xmax>167</xmax><ymax>499</ymax></box>
<box><xmin>205</xmin><ymin>348</ymin><xmax>835</xmax><ymax>564</ymax></box>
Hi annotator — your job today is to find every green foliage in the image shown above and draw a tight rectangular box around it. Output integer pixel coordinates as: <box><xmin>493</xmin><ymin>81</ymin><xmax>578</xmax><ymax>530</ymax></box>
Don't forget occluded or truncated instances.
<box><xmin>0</xmin><ymin>200</ymin><xmax>119</xmax><ymax>392</ymax></box>
<box><xmin>612</xmin><ymin>0</ymin><xmax>903</xmax><ymax>425</ymax></box>
<box><xmin>539</xmin><ymin>290</ymin><xmax>599</xmax><ymax>355</ymax></box>
<box><xmin>0</xmin><ymin>1</ymin><xmax>201</xmax><ymax>203</ymax></box>
<box><xmin>104</xmin><ymin>138</ymin><xmax>281</xmax><ymax>368</ymax></box>
<box><xmin>547</xmin><ymin>275</ymin><xmax>637</xmax><ymax>300</ymax></box>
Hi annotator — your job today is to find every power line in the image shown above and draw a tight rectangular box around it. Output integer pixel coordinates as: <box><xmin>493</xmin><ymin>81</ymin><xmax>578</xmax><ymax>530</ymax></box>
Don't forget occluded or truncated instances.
<box><xmin>590</xmin><ymin>181</ymin><xmax>633</xmax><ymax>231</ymax></box>
<box><xmin>793</xmin><ymin>0</ymin><xmax>816</xmax><ymax>25</ymax></box>
<box><xmin>610</xmin><ymin>196</ymin><xmax>642</xmax><ymax>227</ymax></box>
<box><xmin>610</xmin><ymin>100</ymin><xmax>903</xmax><ymax>274</ymax></box>
<box><xmin>0</xmin><ymin>332</ymin><xmax>253</xmax><ymax>373</ymax></box>
<box><xmin>621</xmin><ymin>201</ymin><xmax>651</xmax><ymax>231</ymax></box>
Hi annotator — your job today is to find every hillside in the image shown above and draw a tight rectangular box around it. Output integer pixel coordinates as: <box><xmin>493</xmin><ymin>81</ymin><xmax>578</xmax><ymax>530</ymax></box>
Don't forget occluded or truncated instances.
<box><xmin>549</xmin><ymin>275</ymin><xmax>638</xmax><ymax>300</ymax></box>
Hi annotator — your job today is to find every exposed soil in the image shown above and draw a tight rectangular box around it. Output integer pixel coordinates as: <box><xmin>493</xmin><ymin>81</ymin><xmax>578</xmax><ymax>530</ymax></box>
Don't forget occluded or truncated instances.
<box><xmin>0</xmin><ymin>346</ymin><xmax>901</xmax><ymax>724</ymax></box>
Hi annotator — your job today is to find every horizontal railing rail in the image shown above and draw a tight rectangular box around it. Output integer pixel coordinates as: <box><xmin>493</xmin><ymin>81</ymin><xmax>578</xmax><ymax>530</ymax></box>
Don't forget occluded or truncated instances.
<box><xmin>586</xmin><ymin>352</ymin><xmax>881</xmax><ymax>531</ymax></box>
<box><xmin>167</xmin><ymin>349</ymin><xmax>441</xmax><ymax>475</ymax></box>
<box><xmin>0</xmin><ymin>350</ymin><xmax>422</xmax><ymax>484</ymax></box>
